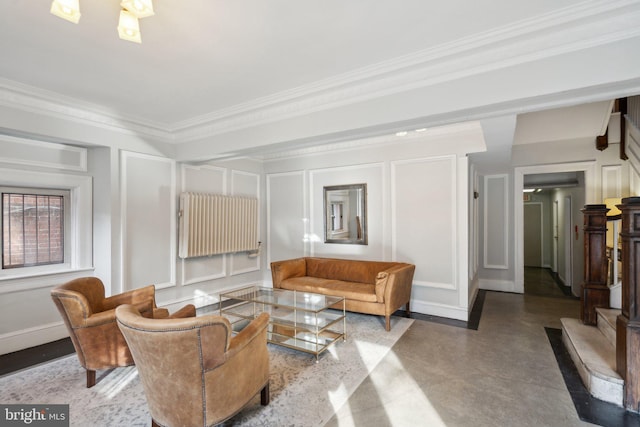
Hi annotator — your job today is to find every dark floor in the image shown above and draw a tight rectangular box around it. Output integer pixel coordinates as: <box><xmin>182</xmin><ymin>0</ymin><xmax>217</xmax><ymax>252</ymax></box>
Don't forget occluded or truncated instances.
<box><xmin>524</xmin><ymin>266</ymin><xmax>577</xmax><ymax>298</ymax></box>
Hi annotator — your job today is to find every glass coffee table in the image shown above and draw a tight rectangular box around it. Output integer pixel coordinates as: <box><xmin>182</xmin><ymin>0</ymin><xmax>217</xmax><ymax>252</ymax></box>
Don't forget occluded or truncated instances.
<box><xmin>219</xmin><ymin>286</ymin><xmax>346</xmax><ymax>362</ymax></box>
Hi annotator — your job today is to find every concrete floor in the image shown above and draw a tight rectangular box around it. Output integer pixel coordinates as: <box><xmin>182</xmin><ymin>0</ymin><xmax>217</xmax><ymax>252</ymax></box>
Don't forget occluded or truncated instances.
<box><xmin>325</xmin><ymin>288</ymin><xmax>593</xmax><ymax>427</ymax></box>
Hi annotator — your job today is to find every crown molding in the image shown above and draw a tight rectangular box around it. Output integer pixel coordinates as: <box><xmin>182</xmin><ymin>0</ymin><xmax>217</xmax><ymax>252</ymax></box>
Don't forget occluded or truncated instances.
<box><xmin>0</xmin><ymin>0</ymin><xmax>638</xmax><ymax>146</ymax></box>
<box><xmin>0</xmin><ymin>78</ymin><xmax>174</xmax><ymax>142</ymax></box>
<box><xmin>171</xmin><ymin>0</ymin><xmax>640</xmax><ymax>142</ymax></box>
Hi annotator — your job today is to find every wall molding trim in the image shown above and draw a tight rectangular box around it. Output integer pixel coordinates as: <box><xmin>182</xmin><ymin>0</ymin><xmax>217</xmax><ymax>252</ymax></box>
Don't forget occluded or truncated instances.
<box><xmin>0</xmin><ymin>134</ymin><xmax>87</xmax><ymax>171</ymax></box>
<box><xmin>0</xmin><ymin>78</ymin><xmax>173</xmax><ymax>142</ymax></box>
<box><xmin>483</xmin><ymin>174</ymin><xmax>509</xmax><ymax>270</ymax></box>
<box><xmin>391</xmin><ymin>155</ymin><xmax>458</xmax><ymax>290</ymax></box>
<box><xmin>120</xmin><ymin>151</ymin><xmax>176</xmax><ymax>291</ymax></box>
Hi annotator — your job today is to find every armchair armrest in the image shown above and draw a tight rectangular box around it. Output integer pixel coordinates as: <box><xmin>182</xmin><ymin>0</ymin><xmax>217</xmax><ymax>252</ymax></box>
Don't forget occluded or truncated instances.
<box><xmin>83</xmin><ymin>308</ymin><xmax>117</xmax><ymax>328</ymax></box>
<box><xmin>83</xmin><ymin>298</ymin><xmax>154</xmax><ymax>327</ymax></box>
<box><xmin>226</xmin><ymin>312</ymin><xmax>270</xmax><ymax>359</ymax></box>
<box><xmin>153</xmin><ymin>304</ymin><xmax>196</xmax><ymax>319</ymax></box>
<box><xmin>102</xmin><ymin>285</ymin><xmax>156</xmax><ymax>311</ymax></box>
<box><xmin>169</xmin><ymin>304</ymin><xmax>196</xmax><ymax>318</ymax></box>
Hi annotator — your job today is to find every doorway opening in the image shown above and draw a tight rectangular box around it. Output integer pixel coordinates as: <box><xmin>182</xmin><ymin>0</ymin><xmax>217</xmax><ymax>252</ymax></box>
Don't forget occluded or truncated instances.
<box><xmin>515</xmin><ymin>162</ymin><xmax>594</xmax><ymax>296</ymax></box>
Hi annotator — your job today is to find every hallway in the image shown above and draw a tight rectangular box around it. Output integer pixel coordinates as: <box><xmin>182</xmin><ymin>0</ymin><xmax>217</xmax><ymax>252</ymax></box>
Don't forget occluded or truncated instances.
<box><xmin>524</xmin><ymin>267</ymin><xmax>576</xmax><ymax>299</ymax></box>
<box><xmin>326</xmin><ymin>285</ymin><xmax>607</xmax><ymax>426</ymax></box>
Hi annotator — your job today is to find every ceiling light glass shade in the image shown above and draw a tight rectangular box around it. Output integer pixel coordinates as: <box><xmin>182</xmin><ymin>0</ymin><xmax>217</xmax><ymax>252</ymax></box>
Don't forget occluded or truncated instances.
<box><xmin>50</xmin><ymin>0</ymin><xmax>81</xmax><ymax>24</ymax></box>
<box><xmin>120</xmin><ymin>0</ymin><xmax>154</xmax><ymax>18</ymax></box>
<box><xmin>118</xmin><ymin>9</ymin><xmax>142</xmax><ymax>43</ymax></box>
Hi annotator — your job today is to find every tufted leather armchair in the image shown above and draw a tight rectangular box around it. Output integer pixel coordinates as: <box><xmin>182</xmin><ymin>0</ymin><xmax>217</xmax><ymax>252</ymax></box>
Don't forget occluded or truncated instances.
<box><xmin>116</xmin><ymin>304</ymin><xmax>270</xmax><ymax>427</ymax></box>
<box><xmin>51</xmin><ymin>277</ymin><xmax>196</xmax><ymax>387</ymax></box>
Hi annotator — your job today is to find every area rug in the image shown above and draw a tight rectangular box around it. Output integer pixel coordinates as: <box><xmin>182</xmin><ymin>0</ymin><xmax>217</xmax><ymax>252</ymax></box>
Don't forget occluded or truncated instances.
<box><xmin>0</xmin><ymin>313</ymin><xmax>413</xmax><ymax>427</ymax></box>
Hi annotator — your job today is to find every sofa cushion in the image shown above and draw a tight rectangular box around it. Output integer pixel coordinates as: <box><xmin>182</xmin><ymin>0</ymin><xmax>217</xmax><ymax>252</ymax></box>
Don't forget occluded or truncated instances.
<box><xmin>279</xmin><ymin>277</ymin><xmax>377</xmax><ymax>303</ymax></box>
<box><xmin>305</xmin><ymin>257</ymin><xmax>398</xmax><ymax>284</ymax></box>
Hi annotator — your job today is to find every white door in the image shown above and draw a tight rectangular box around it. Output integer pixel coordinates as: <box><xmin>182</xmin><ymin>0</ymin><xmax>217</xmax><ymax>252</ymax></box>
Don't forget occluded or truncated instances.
<box><xmin>524</xmin><ymin>203</ymin><xmax>543</xmax><ymax>267</ymax></box>
<box><xmin>563</xmin><ymin>196</ymin><xmax>573</xmax><ymax>287</ymax></box>
<box><xmin>553</xmin><ymin>200</ymin><xmax>558</xmax><ymax>273</ymax></box>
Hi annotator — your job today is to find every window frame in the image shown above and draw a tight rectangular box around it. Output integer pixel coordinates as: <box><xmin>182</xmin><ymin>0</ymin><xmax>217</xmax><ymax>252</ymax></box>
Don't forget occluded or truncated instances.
<box><xmin>0</xmin><ymin>168</ymin><xmax>92</xmax><ymax>281</ymax></box>
<box><xmin>2</xmin><ymin>186</ymin><xmax>72</xmax><ymax>270</ymax></box>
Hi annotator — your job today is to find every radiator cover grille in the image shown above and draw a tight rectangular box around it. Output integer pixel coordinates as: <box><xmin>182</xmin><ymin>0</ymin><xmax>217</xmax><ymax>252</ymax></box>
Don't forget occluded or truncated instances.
<box><xmin>178</xmin><ymin>192</ymin><xmax>258</xmax><ymax>258</ymax></box>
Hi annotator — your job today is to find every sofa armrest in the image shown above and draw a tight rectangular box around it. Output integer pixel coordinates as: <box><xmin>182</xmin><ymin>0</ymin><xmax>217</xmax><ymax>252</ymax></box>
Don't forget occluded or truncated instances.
<box><xmin>270</xmin><ymin>258</ymin><xmax>306</xmax><ymax>288</ymax></box>
<box><xmin>382</xmin><ymin>264</ymin><xmax>415</xmax><ymax>312</ymax></box>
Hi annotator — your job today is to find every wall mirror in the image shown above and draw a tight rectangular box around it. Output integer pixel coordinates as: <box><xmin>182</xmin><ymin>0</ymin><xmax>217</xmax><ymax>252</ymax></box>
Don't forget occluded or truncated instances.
<box><xmin>323</xmin><ymin>183</ymin><xmax>367</xmax><ymax>245</ymax></box>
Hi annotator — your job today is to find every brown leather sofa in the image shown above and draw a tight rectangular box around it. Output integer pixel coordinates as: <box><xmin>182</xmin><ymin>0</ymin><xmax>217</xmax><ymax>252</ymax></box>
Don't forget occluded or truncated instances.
<box><xmin>51</xmin><ymin>277</ymin><xmax>196</xmax><ymax>387</ymax></box>
<box><xmin>271</xmin><ymin>257</ymin><xmax>415</xmax><ymax>331</ymax></box>
<box><xmin>116</xmin><ymin>305</ymin><xmax>270</xmax><ymax>427</ymax></box>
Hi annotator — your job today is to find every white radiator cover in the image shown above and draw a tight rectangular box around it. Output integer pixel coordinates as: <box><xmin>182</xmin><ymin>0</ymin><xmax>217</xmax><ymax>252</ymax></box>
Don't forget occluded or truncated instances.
<box><xmin>178</xmin><ymin>192</ymin><xmax>259</xmax><ymax>258</ymax></box>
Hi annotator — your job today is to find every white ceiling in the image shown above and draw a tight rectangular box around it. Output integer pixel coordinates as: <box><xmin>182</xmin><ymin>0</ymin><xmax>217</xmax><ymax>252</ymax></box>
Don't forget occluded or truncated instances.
<box><xmin>0</xmin><ymin>0</ymin><xmax>593</xmax><ymax>125</ymax></box>
<box><xmin>1</xmin><ymin>0</ymin><xmax>640</xmax><ymax>160</ymax></box>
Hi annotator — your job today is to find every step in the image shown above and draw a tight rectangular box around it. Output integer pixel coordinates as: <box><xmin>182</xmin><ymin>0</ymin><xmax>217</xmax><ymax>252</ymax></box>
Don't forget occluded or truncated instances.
<box><xmin>561</xmin><ymin>317</ymin><xmax>623</xmax><ymax>406</ymax></box>
<box><xmin>596</xmin><ymin>308</ymin><xmax>620</xmax><ymax>348</ymax></box>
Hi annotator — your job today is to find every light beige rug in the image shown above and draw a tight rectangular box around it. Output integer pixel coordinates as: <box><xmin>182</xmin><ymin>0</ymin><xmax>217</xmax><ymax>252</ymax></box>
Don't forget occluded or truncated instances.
<box><xmin>0</xmin><ymin>313</ymin><xmax>413</xmax><ymax>427</ymax></box>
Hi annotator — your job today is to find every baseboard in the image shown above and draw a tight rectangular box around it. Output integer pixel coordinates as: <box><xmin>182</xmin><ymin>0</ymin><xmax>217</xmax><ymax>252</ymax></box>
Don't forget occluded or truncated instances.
<box><xmin>479</xmin><ymin>278</ymin><xmax>517</xmax><ymax>293</ymax></box>
<box><xmin>468</xmin><ymin>283</ymin><xmax>480</xmax><ymax>313</ymax></box>
<box><xmin>0</xmin><ymin>321</ymin><xmax>68</xmax><ymax>355</ymax></box>
<box><xmin>411</xmin><ymin>299</ymin><xmax>468</xmax><ymax>321</ymax></box>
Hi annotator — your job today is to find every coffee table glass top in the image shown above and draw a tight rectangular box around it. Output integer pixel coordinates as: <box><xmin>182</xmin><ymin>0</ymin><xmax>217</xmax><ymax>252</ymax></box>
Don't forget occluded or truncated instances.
<box><xmin>221</xmin><ymin>286</ymin><xmax>344</xmax><ymax>313</ymax></box>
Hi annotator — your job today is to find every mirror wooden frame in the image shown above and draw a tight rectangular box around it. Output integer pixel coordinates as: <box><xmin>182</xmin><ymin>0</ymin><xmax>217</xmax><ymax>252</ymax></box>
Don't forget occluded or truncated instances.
<box><xmin>323</xmin><ymin>183</ymin><xmax>367</xmax><ymax>245</ymax></box>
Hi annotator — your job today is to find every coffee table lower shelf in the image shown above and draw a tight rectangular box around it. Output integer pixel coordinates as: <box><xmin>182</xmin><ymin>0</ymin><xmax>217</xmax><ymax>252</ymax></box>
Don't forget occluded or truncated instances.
<box><xmin>221</xmin><ymin>300</ymin><xmax>346</xmax><ymax>362</ymax></box>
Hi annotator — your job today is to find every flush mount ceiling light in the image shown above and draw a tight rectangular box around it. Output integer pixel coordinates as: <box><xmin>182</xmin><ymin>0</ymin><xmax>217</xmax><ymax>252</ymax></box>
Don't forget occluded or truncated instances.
<box><xmin>117</xmin><ymin>9</ymin><xmax>142</xmax><ymax>43</ymax></box>
<box><xmin>50</xmin><ymin>0</ymin><xmax>154</xmax><ymax>43</ymax></box>
<box><xmin>50</xmin><ymin>0</ymin><xmax>81</xmax><ymax>24</ymax></box>
<box><xmin>120</xmin><ymin>0</ymin><xmax>154</xmax><ymax>18</ymax></box>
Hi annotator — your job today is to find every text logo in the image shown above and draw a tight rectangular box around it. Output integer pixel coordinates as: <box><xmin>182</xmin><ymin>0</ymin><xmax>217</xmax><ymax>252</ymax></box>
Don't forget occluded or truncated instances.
<box><xmin>0</xmin><ymin>405</ymin><xmax>69</xmax><ymax>426</ymax></box>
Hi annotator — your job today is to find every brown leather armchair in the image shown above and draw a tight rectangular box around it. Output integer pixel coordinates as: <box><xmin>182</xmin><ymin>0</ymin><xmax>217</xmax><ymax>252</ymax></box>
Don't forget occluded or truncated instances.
<box><xmin>115</xmin><ymin>305</ymin><xmax>270</xmax><ymax>427</ymax></box>
<box><xmin>51</xmin><ymin>277</ymin><xmax>196</xmax><ymax>387</ymax></box>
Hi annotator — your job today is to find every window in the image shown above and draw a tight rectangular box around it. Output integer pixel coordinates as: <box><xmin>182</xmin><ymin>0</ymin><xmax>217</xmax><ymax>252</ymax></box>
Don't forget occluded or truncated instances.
<box><xmin>2</xmin><ymin>188</ymin><xmax>70</xmax><ymax>270</ymax></box>
<box><xmin>0</xmin><ymin>166</ymin><xmax>92</xmax><ymax>280</ymax></box>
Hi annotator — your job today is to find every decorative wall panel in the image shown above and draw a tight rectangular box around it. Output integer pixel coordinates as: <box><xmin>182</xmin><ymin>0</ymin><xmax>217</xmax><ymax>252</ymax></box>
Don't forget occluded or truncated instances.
<box><xmin>392</xmin><ymin>156</ymin><xmax>456</xmax><ymax>289</ymax></box>
<box><xmin>230</xmin><ymin>170</ymin><xmax>261</xmax><ymax>275</ymax></box>
<box><xmin>267</xmin><ymin>171</ymin><xmax>306</xmax><ymax>265</ymax></box>
<box><xmin>121</xmin><ymin>151</ymin><xmax>175</xmax><ymax>290</ymax></box>
<box><xmin>483</xmin><ymin>174</ymin><xmax>509</xmax><ymax>269</ymax></box>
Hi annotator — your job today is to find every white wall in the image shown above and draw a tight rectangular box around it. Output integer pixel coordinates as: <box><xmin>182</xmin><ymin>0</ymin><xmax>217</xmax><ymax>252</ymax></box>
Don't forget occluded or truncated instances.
<box><xmin>0</xmin><ymin>137</ymin><xmax>265</xmax><ymax>354</ymax></box>
<box><xmin>0</xmin><ymin>137</ymin><xmax>94</xmax><ymax>353</ymax></box>
<box><xmin>264</xmin><ymin>122</ymin><xmax>485</xmax><ymax>321</ymax></box>
<box><xmin>170</xmin><ymin>159</ymin><xmax>264</xmax><ymax>310</ymax></box>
